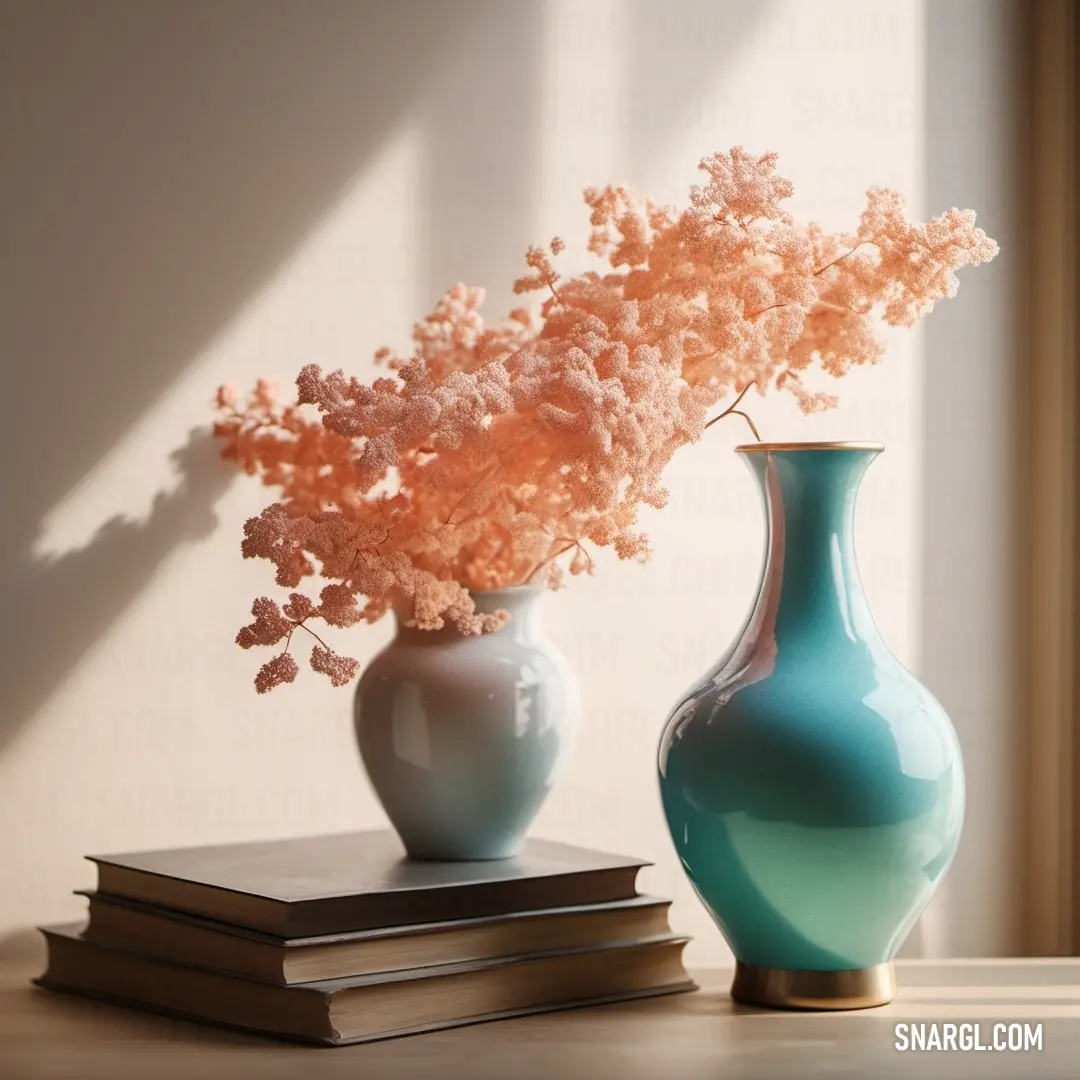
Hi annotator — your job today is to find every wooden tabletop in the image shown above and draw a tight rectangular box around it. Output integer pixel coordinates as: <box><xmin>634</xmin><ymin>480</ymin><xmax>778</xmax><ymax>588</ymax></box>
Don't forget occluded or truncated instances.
<box><xmin>2</xmin><ymin>931</ymin><xmax>1079</xmax><ymax>1079</ymax></box>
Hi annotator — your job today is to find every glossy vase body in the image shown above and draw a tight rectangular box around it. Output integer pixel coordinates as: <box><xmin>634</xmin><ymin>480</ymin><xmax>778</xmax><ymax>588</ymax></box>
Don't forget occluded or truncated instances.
<box><xmin>658</xmin><ymin>444</ymin><xmax>964</xmax><ymax>1009</ymax></box>
<box><xmin>355</xmin><ymin>587</ymin><xmax>579</xmax><ymax>861</ymax></box>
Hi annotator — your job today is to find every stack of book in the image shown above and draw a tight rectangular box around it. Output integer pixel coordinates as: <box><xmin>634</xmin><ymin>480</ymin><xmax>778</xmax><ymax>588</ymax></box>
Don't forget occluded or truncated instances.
<box><xmin>37</xmin><ymin>831</ymin><xmax>694</xmax><ymax>1045</ymax></box>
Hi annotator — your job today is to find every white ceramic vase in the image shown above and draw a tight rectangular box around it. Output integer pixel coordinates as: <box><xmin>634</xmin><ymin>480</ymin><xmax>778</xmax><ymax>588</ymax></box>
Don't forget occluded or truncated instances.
<box><xmin>354</xmin><ymin>587</ymin><xmax>580</xmax><ymax>860</ymax></box>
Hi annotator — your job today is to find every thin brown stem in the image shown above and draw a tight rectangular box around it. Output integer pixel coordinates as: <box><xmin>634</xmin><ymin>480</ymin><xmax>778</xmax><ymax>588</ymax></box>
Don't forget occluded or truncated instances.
<box><xmin>682</xmin><ymin>348</ymin><xmax>722</xmax><ymax>368</ymax></box>
<box><xmin>747</xmin><ymin>302</ymin><xmax>787</xmax><ymax>319</ymax></box>
<box><xmin>704</xmin><ymin>381</ymin><xmax>753</xmax><ymax>425</ymax></box>
<box><xmin>523</xmin><ymin>537</ymin><xmax>590</xmax><ymax>585</ymax></box>
<box><xmin>295</xmin><ymin>620</ymin><xmax>332</xmax><ymax>652</ymax></box>
<box><xmin>704</xmin><ymin>382</ymin><xmax>762</xmax><ymax>442</ymax></box>
<box><xmin>552</xmin><ymin>536</ymin><xmax>594</xmax><ymax>574</ymax></box>
<box><xmin>729</xmin><ymin>410</ymin><xmax>762</xmax><ymax>441</ymax></box>
<box><xmin>347</xmin><ymin>527</ymin><xmax>391</xmax><ymax>571</ymax></box>
<box><xmin>815</xmin><ymin>299</ymin><xmax>868</xmax><ymax>316</ymax></box>
<box><xmin>813</xmin><ymin>242</ymin><xmax>868</xmax><ymax>277</ymax></box>
<box><xmin>445</xmin><ymin>461</ymin><xmax>500</xmax><ymax>525</ymax></box>
<box><xmin>711</xmin><ymin>213</ymin><xmax>750</xmax><ymax>230</ymax></box>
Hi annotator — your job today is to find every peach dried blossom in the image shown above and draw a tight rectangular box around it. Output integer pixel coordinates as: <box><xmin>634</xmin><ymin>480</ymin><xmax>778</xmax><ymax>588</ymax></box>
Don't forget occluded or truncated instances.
<box><xmin>309</xmin><ymin>645</ymin><xmax>360</xmax><ymax>688</ymax></box>
<box><xmin>254</xmin><ymin>653</ymin><xmax>299</xmax><ymax>695</ymax></box>
<box><xmin>217</xmin><ymin>147</ymin><xmax>997</xmax><ymax>692</ymax></box>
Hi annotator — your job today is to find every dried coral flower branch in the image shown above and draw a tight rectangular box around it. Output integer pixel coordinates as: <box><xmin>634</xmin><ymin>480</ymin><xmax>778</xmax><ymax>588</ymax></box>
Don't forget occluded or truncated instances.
<box><xmin>217</xmin><ymin>147</ymin><xmax>998</xmax><ymax>692</ymax></box>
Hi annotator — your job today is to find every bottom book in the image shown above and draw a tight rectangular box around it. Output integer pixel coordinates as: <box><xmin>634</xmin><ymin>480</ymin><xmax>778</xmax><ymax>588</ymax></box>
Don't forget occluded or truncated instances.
<box><xmin>37</xmin><ymin>923</ymin><xmax>695</xmax><ymax>1046</ymax></box>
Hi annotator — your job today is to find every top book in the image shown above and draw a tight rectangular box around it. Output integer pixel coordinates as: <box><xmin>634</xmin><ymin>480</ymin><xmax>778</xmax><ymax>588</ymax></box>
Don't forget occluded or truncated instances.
<box><xmin>88</xmin><ymin>831</ymin><xmax>648</xmax><ymax>938</ymax></box>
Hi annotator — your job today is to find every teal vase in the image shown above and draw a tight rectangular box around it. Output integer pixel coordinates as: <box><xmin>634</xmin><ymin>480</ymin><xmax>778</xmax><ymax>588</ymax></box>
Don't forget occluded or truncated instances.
<box><xmin>658</xmin><ymin>442</ymin><xmax>964</xmax><ymax>1010</ymax></box>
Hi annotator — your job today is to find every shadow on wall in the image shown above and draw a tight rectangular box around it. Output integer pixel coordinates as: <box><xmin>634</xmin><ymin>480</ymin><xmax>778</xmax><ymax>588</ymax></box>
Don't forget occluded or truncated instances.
<box><xmin>0</xmin><ymin>0</ymin><xmax>517</xmax><ymax>754</ymax></box>
<box><xmin>624</xmin><ymin>0</ymin><xmax>773</xmax><ymax>175</ymax></box>
<box><xmin>420</xmin><ymin>0</ymin><xmax>775</xmax><ymax>305</ymax></box>
<box><xmin>0</xmin><ymin>0</ymin><xmax>771</xmax><ymax>757</ymax></box>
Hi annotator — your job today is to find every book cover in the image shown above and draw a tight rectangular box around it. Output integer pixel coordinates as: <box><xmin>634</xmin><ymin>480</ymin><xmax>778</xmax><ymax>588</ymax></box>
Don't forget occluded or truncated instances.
<box><xmin>88</xmin><ymin>831</ymin><xmax>648</xmax><ymax>936</ymax></box>
<box><xmin>37</xmin><ymin>923</ymin><xmax>696</xmax><ymax>1045</ymax></box>
<box><xmin>79</xmin><ymin>890</ymin><xmax>675</xmax><ymax>984</ymax></box>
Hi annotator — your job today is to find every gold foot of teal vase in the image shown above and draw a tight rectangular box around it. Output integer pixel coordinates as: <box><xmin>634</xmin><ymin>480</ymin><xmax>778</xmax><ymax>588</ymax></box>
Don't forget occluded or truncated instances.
<box><xmin>658</xmin><ymin>443</ymin><xmax>964</xmax><ymax>1010</ymax></box>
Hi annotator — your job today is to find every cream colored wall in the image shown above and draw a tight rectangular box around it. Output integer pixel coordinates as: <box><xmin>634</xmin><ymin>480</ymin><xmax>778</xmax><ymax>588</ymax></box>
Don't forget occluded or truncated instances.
<box><xmin>913</xmin><ymin>0</ymin><xmax>1023</xmax><ymax>959</ymax></box>
<box><xmin>1</xmin><ymin>0</ymin><xmax>1015</xmax><ymax>965</ymax></box>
